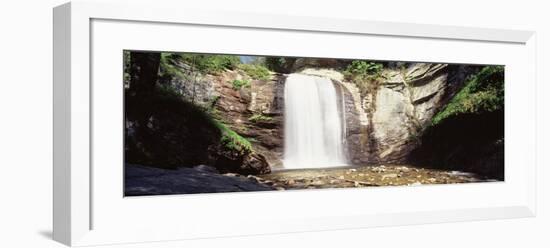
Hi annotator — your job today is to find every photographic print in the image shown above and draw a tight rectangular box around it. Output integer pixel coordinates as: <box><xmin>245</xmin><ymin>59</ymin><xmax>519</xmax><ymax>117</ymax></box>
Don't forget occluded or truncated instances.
<box><xmin>124</xmin><ymin>51</ymin><xmax>504</xmax><ymax>196</ymax></box>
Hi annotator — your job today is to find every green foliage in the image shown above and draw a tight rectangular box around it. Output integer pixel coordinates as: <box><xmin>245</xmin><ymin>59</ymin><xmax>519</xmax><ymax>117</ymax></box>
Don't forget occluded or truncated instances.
<box><xmin>231</xmin><ymin>79</ymin><xmax>251</xmax><ymax>90</ymax></box>
<box><xmin>183</xmin><ymin>54</ymin><xmax>240</xmax><ymax>74</ymax></box>
<box><xmin>238</xmin><ymin>63</ymin><xmax>271</xmax><ymax>80</ymax></box>
<box><xmin>161</xmin><ymin>53</ymin><xmax>241</xmax><ymax>75</ymax></box>
<box><xmin>211</xmin><ymin>119</ymin><xmax>253</xmax><ymax>155</ymax></box>
<box><xmin>263</xmin><ymin>57</ymin><xmax>296</xmax><ymax>73</ymax></box>
<box><xmin>264</xmin><ymin>57</ymin><xmax>286</xmax><ymax>71</ymax></box>
<box><xmin>344</xmin><ymin>61</ymin><xmax>384</xmax><ymax>79</ymax></box>
<box><xmin>432</xmin><ymin>65</ymin><xmax>504</xmax><ymax>125</ymax></box>
<box><xmin>248</xmin><ymin>113</ymin><xmax>272</xmax><ymax>123</ymax></box>
<box><xmin>159</xmin><ymin>53</ymin><xmax>189</xmax><ymax>80</ymax></box>
<box><xmin>343</xmin><ymin>61</ymin><xmax>384</xmax><ymax>96</ymax></box>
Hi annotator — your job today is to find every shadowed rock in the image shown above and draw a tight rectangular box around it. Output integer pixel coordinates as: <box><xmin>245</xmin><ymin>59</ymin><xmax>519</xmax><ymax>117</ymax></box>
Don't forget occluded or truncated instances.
<box><xmin>125</xmin><ymin>164</ymin><xmax>274</xmax><ymax>196</ymax></box>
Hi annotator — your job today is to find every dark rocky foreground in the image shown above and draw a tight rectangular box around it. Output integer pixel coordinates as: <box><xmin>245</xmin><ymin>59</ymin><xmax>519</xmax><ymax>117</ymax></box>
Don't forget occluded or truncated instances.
<box><xmin>125</xmin><ymin>164</ymin><xmax>272</xmax><ymax>196</ymax></box>
<box><xmin>125</xmin><ymin>163</ymin><xmax>498</xmax><ymax>196</ymax></box>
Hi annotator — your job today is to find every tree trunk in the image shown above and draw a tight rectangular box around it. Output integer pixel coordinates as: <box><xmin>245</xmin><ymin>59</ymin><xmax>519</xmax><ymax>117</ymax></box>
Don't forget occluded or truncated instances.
<box><xmin>128</xmin><ymin>51</ymin><xmax>161</xmax><ymax>96</ymax></box>
<box><xmin>125</xmin><ymin>51</ymin><xmax>161</xmax><ymax>163</ymax></box>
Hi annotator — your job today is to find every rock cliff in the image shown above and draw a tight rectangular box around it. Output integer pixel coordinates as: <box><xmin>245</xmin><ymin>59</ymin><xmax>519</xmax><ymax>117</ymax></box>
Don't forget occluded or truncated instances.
<box><xmin>159</xmin><ymin>64</ymin><xmax>285</xmax><ymax>169</ymax></box>
<box><xmin>137</xmin><ymin>54</ymin><xmax>489</xmax><ymax>174</ymax></box>
<box><xmin>293</xmin><ymin>64</ymin><xmax>478</xmax><ymax>166</ymax></box>
<box><xmin>342</xmin><ymin>63</ymin><xmax>477</xmax><ymax>164</ymax></box>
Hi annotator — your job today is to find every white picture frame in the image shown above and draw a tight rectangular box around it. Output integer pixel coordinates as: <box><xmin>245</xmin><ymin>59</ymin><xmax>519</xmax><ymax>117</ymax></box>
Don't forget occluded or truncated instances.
<box><xmin>53</xmin><ymin>0</ymin><xmax>537</xmax><ymax>247</ymax></box>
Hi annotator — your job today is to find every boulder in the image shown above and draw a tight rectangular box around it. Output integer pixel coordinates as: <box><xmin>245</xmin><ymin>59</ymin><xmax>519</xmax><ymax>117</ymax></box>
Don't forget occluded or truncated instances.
<box><xmin>212</xmin><ymin>145</ymin><xmax>271</xmax><ymax>175</ymax></box>
<box><xmin>242</xmin><ymin>153</ymin><xmax>271</xmax><ymax>175</ymax></box>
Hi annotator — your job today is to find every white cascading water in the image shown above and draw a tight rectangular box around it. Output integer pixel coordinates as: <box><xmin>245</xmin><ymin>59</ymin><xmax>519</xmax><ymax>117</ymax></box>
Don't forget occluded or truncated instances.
<box><xmin>283</xmin><ymin>74</ymin><xmax>347</xmax><ymax>169</ymax></box>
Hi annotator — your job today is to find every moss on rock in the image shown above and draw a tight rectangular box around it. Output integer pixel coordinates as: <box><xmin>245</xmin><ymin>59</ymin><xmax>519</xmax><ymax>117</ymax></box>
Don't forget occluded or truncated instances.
<box><xmin>211</xmin><ymin>119</ymin><xmax>253</xmax><ymax>155</ymax></box>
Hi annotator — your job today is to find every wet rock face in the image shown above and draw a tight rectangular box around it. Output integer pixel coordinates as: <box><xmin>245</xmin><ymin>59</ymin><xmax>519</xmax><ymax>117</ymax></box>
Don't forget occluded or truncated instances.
<box><xmin>342</xmin><ymin>63</ymin><xmax>475</xmax><ymax>164</ymax></box>
<box><xmin>248</xmin><ymin>75</ymin><xmax>285</xmax><ymax>116</ymax></box>
<box><xmin>235</xmin><ymin>75</ymin><xmax>285</xmax><ymax>168</ymax></box>
<box><xmin>371</xmin><ymin>86</ymin><xmax>416</xmax><ymax>162</ymax></box>
<box><xmin>212</xmin><ymin>72</ymin><xmax>285</xmax><ymax>168</ymax></box>
<box><xmin>160</xmin><ymin>64</ymin><xmax>286</xmax><ymax>171</ymax></box>
<box><xmin>339</xmin><ymin>81</ymin><xmax>372</xmax><ymax>164</ymax></box>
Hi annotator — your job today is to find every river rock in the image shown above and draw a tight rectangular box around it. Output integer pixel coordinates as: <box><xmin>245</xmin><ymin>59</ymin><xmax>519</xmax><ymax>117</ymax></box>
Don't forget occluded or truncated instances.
<box><xmin>382</xmin><ymin>173</ymin><xmax>398</xmax><ymax>180</ymax></box>
<box><xmin>193</xmin><ymin>164</ymin><xmax>219</xmax><ymax>173</ymax></box>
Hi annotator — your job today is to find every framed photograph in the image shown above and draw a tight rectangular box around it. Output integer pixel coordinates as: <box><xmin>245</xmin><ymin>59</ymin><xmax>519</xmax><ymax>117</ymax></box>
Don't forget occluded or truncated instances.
<box><xmin>53</xmin><ymin>1</ymin><xmax>537</xmax><ymax>246</ymax></box>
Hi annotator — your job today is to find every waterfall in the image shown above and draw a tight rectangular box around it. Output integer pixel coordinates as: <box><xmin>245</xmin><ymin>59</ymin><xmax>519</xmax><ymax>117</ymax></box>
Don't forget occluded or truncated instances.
<box><xmin>283</xmin><ymin>73</ymin><xmax>347</xmax><ymax>169</ymax></box>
